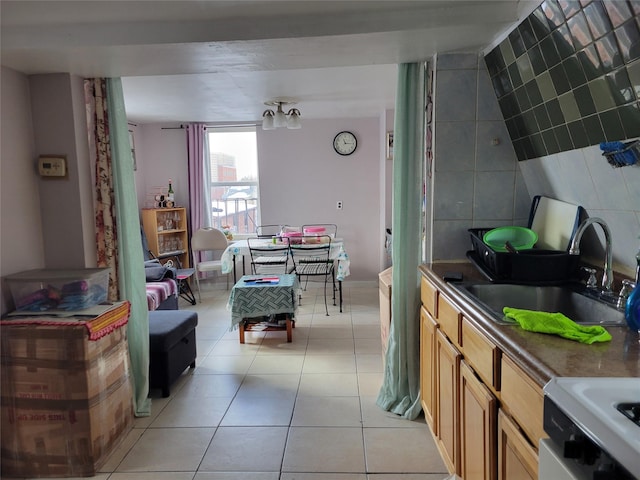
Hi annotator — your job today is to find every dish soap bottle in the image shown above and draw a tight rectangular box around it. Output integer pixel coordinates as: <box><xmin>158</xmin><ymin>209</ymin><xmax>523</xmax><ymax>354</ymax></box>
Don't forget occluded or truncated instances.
<box><xmin>626</xmin><ymin>242</ymin><xmax>640</xmax><ymax>331</ymax></box>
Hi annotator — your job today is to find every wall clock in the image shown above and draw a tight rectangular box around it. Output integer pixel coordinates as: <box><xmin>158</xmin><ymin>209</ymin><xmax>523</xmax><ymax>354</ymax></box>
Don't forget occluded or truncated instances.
<box><xmin>333</xmin><ymin>131</ymin><xmax>357</xmax><ymax>156</ymax></box>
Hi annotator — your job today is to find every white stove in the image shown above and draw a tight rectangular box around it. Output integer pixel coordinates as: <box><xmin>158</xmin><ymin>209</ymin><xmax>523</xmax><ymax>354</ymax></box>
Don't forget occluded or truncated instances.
<box><xmin>542</xmin><ymin>377</ymin><xmax>639</xmax><ymax>480</ymax></box>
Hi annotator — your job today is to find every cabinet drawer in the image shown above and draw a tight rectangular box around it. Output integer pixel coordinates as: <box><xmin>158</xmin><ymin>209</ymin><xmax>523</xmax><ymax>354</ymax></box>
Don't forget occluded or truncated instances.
<box><xmin>438</xmin><ymin>293</ymin><xmax>461</xmax><ymax>347</ymax></box>
<box><xmin>500</xmin><ymin>356</ymin><xmax>544</xmax><ymax>447</ymax></box>
<box><xmin>421</xmin><ymin>275</ymin><xmax>437</xmax><ymax>317</ymax></box>
<box><xmin>462</xmin><ymin>317</ymin><xmax>499</xmax><ymax>391</ymax></box>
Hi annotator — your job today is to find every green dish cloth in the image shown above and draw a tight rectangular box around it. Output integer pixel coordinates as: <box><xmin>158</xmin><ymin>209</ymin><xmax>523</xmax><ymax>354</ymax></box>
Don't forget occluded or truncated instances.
<box><xmin>503</xmin><ymin>307</ymin><xmax>612</xmax><ymax>344</ymax></box>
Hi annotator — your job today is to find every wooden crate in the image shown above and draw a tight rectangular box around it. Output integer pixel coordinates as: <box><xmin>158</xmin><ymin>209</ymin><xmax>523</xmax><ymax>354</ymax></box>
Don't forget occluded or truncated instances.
<box><xmin>0</xmin><ymin>322</ymin><xmax>134</xmax><ymax>477</ymax></box>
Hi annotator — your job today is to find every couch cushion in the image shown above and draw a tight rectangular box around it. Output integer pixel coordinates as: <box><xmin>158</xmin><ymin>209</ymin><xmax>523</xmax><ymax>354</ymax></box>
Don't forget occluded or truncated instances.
<box><xmin>148</xmin><ymin>310</ymin><xmax>198</xmax><ymax>351</ymax></box>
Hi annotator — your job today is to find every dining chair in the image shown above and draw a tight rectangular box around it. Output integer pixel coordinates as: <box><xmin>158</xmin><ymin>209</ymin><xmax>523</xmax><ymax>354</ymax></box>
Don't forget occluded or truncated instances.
<box><xmin>302</xmin><ymin>224</ymin><xmax>338</xmax><ymax>238</ymax></box>
<box><xmin>191</xmin><ymin>227</ymin><xmax>230</xmax><ymax>301</ymax></box>
<box><xmin>290</xmin><ymin>235</ymin><xmax>336</xmax><ymax>316</ymax></box>
<box><xmin>247</xmin><ymin>237</ymin><xmax>293</xmax><ymax>274</ymax></box>
<box><xmin>256</xmin><ymin>224</ymin><xmax>284</xmax><ymax>238</ymax></box>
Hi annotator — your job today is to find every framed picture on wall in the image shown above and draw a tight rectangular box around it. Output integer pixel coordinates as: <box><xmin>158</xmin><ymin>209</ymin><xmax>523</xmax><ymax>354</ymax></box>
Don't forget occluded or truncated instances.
<box><xmin>386</xmin><ymin>131</ymin><xmax>394</xmax><ymax>160</ymax></box>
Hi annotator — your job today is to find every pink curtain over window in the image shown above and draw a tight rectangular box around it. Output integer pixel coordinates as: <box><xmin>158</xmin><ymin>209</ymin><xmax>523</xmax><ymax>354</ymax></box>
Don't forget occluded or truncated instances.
<box><xmin>186</xmin><ymin>123</ymin><xmax>208</xmax><ymax>234</ymax></box>
<box><xmin>85</xmin><ymin>78</ymin><xmax>119</xmax><ymax>301</ymax></box>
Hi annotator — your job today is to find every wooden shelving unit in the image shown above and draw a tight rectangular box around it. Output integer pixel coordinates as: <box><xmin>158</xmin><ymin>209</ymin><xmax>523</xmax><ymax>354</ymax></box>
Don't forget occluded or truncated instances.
<box><xmin>141</xmin><ymin>207</ymin><xmax>190</xmax><ymax>268</ymax></box>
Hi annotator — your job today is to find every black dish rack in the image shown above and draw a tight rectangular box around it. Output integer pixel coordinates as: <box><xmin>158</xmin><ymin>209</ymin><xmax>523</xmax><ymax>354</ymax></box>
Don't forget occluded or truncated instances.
<box><xmin>467</xmin><ymin>228</ymin><xmax>580</xmax><ymax>284</ymax></box>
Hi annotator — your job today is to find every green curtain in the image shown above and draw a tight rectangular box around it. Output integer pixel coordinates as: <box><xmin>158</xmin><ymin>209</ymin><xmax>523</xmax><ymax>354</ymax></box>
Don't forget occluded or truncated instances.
<box><xmin>376</xmin><ymin>62</ymin><xmax>425</xmax><ymax>420</ymax></box>
<box><xmin>106</xmin><ymin>78</ymin><xmax>151</xmax><ymax>417</ymax></box>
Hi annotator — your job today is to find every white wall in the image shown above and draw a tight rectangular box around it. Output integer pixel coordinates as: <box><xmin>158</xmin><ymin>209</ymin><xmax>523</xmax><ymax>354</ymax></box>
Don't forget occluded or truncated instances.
<box><xmin>0</xmin><ymin>67</ymin><xmax>45</xmax><ymax>313</ymax></box>
<box><xmin>258</xmin><ymin>118</ymin><xmax>382</xmax><ymax>281</ymax></box>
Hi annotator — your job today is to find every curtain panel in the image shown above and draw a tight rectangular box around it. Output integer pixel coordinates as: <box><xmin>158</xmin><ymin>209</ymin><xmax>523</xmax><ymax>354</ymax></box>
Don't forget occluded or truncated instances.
<box><xmin>186</xmin><ymin>124</ymin><xmax>211</xmax><ymax>234</ymax></box>
<box><xmin>376</xmin><ymin>62</ymin><xmax>426</xmax><ymax>420</ymax></box>
<box><xmin>85</xmin><ymin>78</ymin><xmax>151</xmax><ymax>417</ymax></box>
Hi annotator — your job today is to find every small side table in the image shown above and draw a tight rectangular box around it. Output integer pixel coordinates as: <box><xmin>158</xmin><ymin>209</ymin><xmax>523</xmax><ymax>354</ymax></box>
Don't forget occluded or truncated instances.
<box><xmin>227</xmin><ymin>274</ymin><xmax>299</xmax><ymax>343</ymax></box>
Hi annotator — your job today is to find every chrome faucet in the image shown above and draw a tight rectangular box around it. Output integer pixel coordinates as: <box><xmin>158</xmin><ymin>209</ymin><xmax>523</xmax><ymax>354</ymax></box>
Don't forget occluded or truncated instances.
<box><xmin>569</xmin><ymin>217</ymin><xmax>613</xmax><ymax>292</ymax></box>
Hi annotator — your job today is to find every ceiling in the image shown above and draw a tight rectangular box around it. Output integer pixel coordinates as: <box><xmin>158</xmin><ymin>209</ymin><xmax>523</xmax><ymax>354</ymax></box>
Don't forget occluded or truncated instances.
<box><xmin>0</xmin><ymin>0</ymin><xmax>540</xmax><ymax>124</ymax></box>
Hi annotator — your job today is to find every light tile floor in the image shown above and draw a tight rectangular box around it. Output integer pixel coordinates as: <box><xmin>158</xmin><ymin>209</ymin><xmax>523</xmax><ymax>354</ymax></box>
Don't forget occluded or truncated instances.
<box><xmin>15</xmin><ymin>280</ymin><xmax>450</xmax><ymax>480</ymax></box>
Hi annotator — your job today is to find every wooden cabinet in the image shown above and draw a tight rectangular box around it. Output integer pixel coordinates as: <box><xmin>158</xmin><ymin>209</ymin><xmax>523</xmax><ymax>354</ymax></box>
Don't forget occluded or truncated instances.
<box><xmin>420</xmin><ymin>305</ymin><xmax>438</xmax><ymax>432</ymax></box>
<box><xmin>435</xmin><ymin>329</ymin><xmax>461</xmax><ymax>474</ymax></box>
<box><xmin>419</xmin><ymin>270</ymin><xmax>541</xmax><ymax>480</ymax></box>
<box><xmin>460</xmin><ymin>360</ymin><xmax>497</xmax><ymax>480</ymax></box>
<box><xmin>141</xmin><ymin>207</ymin><xmax>190</xmax><ymax>268</ymax></box>
<box><xmin>497</xmin><ymin>409</ymin><xmax>538</xmax><ymax>480</ymax></box>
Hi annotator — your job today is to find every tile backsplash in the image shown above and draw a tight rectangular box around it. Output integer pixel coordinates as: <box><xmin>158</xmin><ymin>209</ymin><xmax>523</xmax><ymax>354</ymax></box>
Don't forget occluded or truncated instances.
<box><xmin>485</xmin><ymin>0</ymin><xmax>640</xmax><ymax>161</ymax></box>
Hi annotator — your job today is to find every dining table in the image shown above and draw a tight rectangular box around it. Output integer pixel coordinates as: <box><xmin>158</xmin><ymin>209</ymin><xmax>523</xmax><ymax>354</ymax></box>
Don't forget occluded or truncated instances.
<box><xmin>221</xmin><ymin>237</ymin><xmax>350</xmax><ymax>312</ymax></box>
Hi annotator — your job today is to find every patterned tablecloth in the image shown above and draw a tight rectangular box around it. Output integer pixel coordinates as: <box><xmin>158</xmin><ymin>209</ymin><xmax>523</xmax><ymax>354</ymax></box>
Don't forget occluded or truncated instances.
<box><xmin>221</xmin><ymin>239</ymin><xmax>350</xmax><ymax>281</ymax></box>
<box><xmin>227</xmin><ymin>274</ymin><xmax>300</xmax><ymax>327</ymax></box>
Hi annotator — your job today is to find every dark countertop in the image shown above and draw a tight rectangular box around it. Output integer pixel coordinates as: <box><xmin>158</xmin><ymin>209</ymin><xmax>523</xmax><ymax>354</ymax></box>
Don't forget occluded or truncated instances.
<box><xmin>420</xmin><ymin>263</ymin><xmax>640</xmax><ymax>388</ymax></box>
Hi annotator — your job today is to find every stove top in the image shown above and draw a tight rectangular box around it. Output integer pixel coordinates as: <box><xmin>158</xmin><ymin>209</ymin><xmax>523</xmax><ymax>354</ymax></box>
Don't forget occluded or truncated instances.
<box><xmin>544</xmin><ymin>377</ymin><xmax>640</xmax><ymax>477</ymax></box>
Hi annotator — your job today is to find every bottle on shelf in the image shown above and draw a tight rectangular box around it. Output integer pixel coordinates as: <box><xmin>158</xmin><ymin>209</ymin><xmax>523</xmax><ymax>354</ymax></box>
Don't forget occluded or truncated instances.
<box><xmin>167</xmin><ymin>179</ymin><xmax>175</xmax><ymax>206</ymax></box>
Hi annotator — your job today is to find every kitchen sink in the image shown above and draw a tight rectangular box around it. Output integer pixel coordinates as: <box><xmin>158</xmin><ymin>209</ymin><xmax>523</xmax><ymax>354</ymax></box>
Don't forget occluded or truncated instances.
<box><xmin>451</xmin><ymin>282</ymin><xmax>626</xmax><ymax>326</ymax></box>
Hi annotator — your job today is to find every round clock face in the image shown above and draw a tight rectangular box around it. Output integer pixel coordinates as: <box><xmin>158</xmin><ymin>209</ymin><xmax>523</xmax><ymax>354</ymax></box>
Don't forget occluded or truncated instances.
<box><xmin>333</xmin><ymin>131</ymin><xmax>357</xmax><ymax>156</ymax></box>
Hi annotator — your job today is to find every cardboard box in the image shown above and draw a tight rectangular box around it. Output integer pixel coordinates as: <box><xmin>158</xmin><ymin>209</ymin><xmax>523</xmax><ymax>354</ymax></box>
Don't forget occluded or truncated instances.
<box><xmin>1</xmin><ymin>322</ymin><xmax>134</xmax><ymax>477</ymax></box>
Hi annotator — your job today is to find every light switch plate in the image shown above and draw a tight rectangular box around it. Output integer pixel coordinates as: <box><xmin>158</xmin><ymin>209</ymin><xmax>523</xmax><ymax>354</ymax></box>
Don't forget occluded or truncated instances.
<box><xmin>38</xmin><ymin>156</ymin><xmax>67</xmax><ymax>177</ymax></box>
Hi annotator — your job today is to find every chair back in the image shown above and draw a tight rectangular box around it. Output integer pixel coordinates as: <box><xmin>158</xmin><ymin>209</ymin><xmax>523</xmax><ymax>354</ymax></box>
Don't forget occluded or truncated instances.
<box><xmin>302</xmin><ymin>224</ymin><xmax>338</xmax><ymax>238</ymax></box>
<box><xmin>256</xmin><ymin>224</ymin><xmax>284</xmax><ymax>238</ymax></box>
<box><xmin>290</xmin><ymin>235</ymin><xmax>333</xmax><ymax>272</ymax></box>
<box><xmin>247</xmin><ymin>237</ymin><xmax>291</xmax><ymax>274</ymax></box>
<box><xmin>191</xmin><ymin>228</ymin><xmax>229</xmax><ymax>253</ymax></box>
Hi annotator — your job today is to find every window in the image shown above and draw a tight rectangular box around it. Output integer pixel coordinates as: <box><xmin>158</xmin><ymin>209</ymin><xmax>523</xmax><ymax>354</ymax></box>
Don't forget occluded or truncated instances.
<box><xmin>207</xmin><ymin>127</ymin><xmax>259</xmax><ymax>234</ymax></box>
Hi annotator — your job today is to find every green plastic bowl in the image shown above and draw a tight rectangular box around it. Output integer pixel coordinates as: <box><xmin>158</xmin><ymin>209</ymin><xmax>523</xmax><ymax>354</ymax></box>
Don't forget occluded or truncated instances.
<box><xmin>483</xmin><ymin>226</ymin><xmax>538</xmax><ymax>252</ymax></box>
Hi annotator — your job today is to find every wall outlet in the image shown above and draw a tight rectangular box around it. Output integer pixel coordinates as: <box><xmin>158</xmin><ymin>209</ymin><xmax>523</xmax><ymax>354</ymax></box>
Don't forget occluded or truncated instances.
<box><xmin>337</xmin><ymin>201</ymin><xmax>343</xmax><ymax>210</ymax></box>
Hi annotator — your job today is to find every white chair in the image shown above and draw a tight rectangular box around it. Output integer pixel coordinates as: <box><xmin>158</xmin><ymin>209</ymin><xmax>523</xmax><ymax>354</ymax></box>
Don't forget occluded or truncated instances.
<box><xmin>191</xmin><ymin>227</ymin><xmax>230</xmax><ymax>301</ymax></box>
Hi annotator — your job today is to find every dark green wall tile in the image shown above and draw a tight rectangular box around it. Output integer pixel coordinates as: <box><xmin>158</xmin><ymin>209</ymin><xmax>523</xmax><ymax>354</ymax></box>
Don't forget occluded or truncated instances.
<box><xmin>485</xmin><ymin>48</ymin><xmax>505</xmax><ymax>77</ymax></box>
<box><xmin>542</xmin><ymin>0</ymin><xmax>566</xmax><ymax>28</ymax></box>
<box><xmin>529</xmin><ymin>45</ymin><xmax>547</xmax><ymax>75</ymax></box>
<box><xmin>582</xmin><ymin>113</ymin><xmax>606</xmax><ymax>143</ymax></box>
<box><xmin>585</xmin><ymin>1</ymin><xmax>613</xmax><ymax>39</ymax></box>
<box><xmin>568</xmin><ymin>119</ymin><xmax>590</xmax><ymax>147</ymax></box>
<box><xmin>520</xmin><ymin>19</ymin><xmax>538</xmax><ymax>49</ymax></box>
<box><xmin>559</xmin><ymin>0</ymin><xmax>580</xmax><ymax>19</ymax></box>
<box><xmin>550</xmin><ymin>63</ymin><xmax>572</xmax><ymax>94</ymax></box>
<box><xmin>513</xmin><ymin>139</ymin><xmax>527</xmax><ymax>160</ymax></box>
<box><xmin>627</xmin><ymin>59</ymin><xmax>640</xmax><ymax>99</ymax></box>
<box><xmin>542</xmin><ymin>128</ymin><xmax>561</xmax><ymax>154</ymax></box>
<box><xmin>578</xmin><ymin>44</ymin><xmax>605</xmax><ymax>80</ymax></box>
<box><xmin>620</xmin><ymin>102</ymin><xmax>640</xmax><ymax>137</ymax></box>
<box><xmin>508</xmin><ymin>62</ymin><xmax>523</xmax><ymax>89</ymax></box>
<box><xmin>568</xmin><ymin>11</ymin><xmax>592</xmax><ymax>48</ymax></box>
<box><xmin>517</xmin><ymin>54</ymin><xmax>535</xmax><ymax>83</ymax></box>
<box><xmin>525</xmin><ymin>79</ymin><xmax>544</xmax><ymax>106</ymax></box>
<box><xmin>513</xmin><ymin>114</ymin><xmax>527</xmax><ymax>137</ymax></box>
<box><xmin>499</xmin><ymin>93</ymin><xmax>519</xmax><ymax>119</ymax></box>
<box><xmin>553</xmin><ymin>24</ymin><xmax>577</xmax><ymax>59</ymax></box>
<box><xmin>530</xmin><ymin>132</ymin><xmax>548</xmax><ymax>157</ymax></box>
<box><xmin>563</xmin><ymin>55</ymin><xmax>588</xmax><ymax>88</ymax></box>
<box><xmin>599</xmin><ymin>109</ymin><xmax>626</xmax><ymax>140</ymax></box>
<box><xmin>531</xmin><ymin>7</ymin><xmax>553</xmax><ymax>40</ymax></box>
<box><xmin>558</xmin><ymin>91</ymin><xmax>581</xmax><ymax>121</ymax></box>
<box><xmin>588</xmin><ymin>77</ymin><xmax>616</xmax><ymax>111</ymax></box>
<box><xmin>534</xmin><ymin>103</ymin><xmax>552</xmax><ymax>129</ymax></box>
<box><xmin>537</xmin><ymin>71</ymin><xmax>557</xmax><ymax>100</ymax></box>
<box><xmin>510</xmin><ymin>28</ymin><xmax>526</xmax><ymax>57</ymax></box>
<box><xmin>506</xmin><ymin>118</ymin><xmax>520</xmax><ymax>139</ymax></box>
<box><xmin>516</xmin><ymin>85</ymin><xmax>532</xmax><ymax>110</ymax></box>
<box><xmin>615</xmin><ymin>19</ymin><xmax>640</xmax><ymax>63</ymax></box>
<box><xmin>595</xmin><ymin>32</ymin><xmax>624</xmax><ymax>72</ymax></box>
<box><xmin>632</xmin><ymin>2</ymin><xmax>640</xmax><ymax>16</ymax></box>
<box><xmin>554</xmin><ymin>124</ymin><xmax>574</xmax><ymax>150</ymax></box>
<box><xmin>500</xmin><ymin>40</ymin><xmax>516</xmax><ymax>66</ymax></box>
<box><xmin>604</xmin><ymin>1</ymin><xmax>633</xmax><ymax>27</ymax></box>
<box><xmin>574</xmin><ymin>84</ymin><xmax>597</xmax><ymax>115</ymax></box>
<box><xmin>523</xmin><ymin>109</ymin><xmax>539</xmax><ymax>135</ymax></box>
<box><xmin>606</xmin><ymin>69</ymin><xmax>634</xmax><ymax>105</ymax></box>
<box><xmin>540</xmin><ymin>36</ymin><xmax>562</xmax><ymax>67</ymax></box>
<box><xmin>546</xmin><ymin>98</ymin><xmax>566</xmax><ymax>126</ymax></box>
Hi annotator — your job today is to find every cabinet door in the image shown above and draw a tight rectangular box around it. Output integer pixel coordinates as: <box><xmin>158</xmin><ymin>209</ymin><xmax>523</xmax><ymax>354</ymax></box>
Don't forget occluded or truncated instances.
<box><xmin>460</xmin><ymin>360</ymin><xmax>497</xmax><ymax>480</ymax></box>
<box><xmin>435</xmin><ymin>329</ymin><xmax>461</xmax><ymax>474</ymax></box>
<box><xmin>420</xmin><ymin>306</ymin><xmax>437</xmax><ymax>432</ymax></box>
<box><xmin>497</xmin><ymin>409</ymin><xmax>538</xmax><ymax>480</ymax></box>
